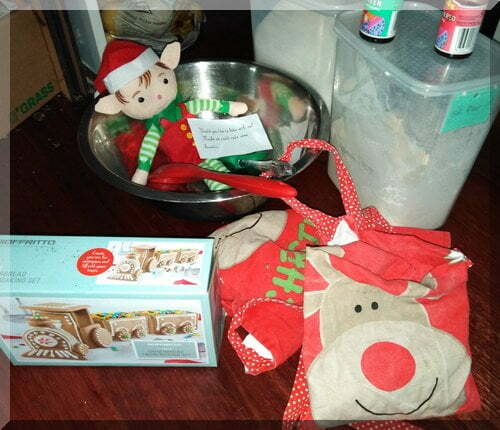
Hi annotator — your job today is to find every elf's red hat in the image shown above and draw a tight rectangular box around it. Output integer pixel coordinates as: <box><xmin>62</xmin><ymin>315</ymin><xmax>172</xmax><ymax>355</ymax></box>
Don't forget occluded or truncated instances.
<box><xmin>94</xmin><ymin>40</ymin><xmax>159</xmax><ymax>95</ymax></box>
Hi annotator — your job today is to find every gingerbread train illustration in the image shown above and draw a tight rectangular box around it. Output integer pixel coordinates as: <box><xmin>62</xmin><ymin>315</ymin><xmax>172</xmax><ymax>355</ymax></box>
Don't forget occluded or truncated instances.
<box><xmin>92</xmin><ymin>309</ymin><xmax>198</xmax><ymax>340</ymax></box>
<box><xmin>20</xmin><ymin>303</ymin><xmax>199</xmax><ymax>360</ymax></box>
<box><xmin>20</xmin><ymin>303</ymin><xmax>113</xmax><ymax>360</ymax></box>
<box><xmin>108</xmin><ymin>246</ymin><xmax>200</xmax><ymax>281</ymax></box>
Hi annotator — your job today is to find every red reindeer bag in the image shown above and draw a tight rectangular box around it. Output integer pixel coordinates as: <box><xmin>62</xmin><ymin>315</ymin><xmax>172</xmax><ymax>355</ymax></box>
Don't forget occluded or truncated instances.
<box><xmin>279</xmin><ymin>143</ymin><xmax>479</xmax><ymax>427</ymax></box>
<box><xmin>283</xmin><ymin>237</ymin><xmax>480</xmax><ymax>426</ymax></box>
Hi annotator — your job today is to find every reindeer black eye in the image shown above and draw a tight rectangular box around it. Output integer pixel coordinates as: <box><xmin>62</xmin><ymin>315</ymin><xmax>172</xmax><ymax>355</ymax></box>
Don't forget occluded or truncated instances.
<box><xmin>371</xmin><ymin>302</ymin><xmax>379</xmax><ymax>310</ymax></box>
<box><xmin>163</xmin><ymin>78</ymin><xmax>169</xmax><ymax>84</ymax></box>
<box><xmin>138</xmin><ymin>97</ymin><xmax>145</xmax><ymax>103</ymax></box>
<box><xmin>354</xmin><ymin>304</ymin><xmax>362</xmax><ymax>313</ymax></box>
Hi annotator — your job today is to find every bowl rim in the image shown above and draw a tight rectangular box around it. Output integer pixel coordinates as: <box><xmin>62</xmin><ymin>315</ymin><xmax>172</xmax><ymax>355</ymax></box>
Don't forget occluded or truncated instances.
<box><xmin>78</xmin><ymin>59</ymin><xmax>330</xmax><ymax>204</ymax></box>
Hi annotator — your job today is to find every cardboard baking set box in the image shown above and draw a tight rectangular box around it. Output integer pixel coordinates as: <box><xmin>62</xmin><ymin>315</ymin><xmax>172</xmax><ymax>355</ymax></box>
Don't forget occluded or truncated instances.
<box><xmin>0</xmin><ymin>235</ymin><xmax>224</xmax><ymax>367</ymax></box>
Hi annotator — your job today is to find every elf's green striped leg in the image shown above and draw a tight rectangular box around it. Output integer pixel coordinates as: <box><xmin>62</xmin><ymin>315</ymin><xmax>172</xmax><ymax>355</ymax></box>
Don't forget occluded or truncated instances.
<box><xmin>186</xmin><ymin>99</ymin><xmax>245</xmax><ymax>191</ymax></box>
<box><xmin>198</xmin><ymin>159</ymin><xmax>232</xmax><ymax>191</ymax></box>
<box><xmin>132</xmin><ymin>123</ymin><xmax>162</xmax><ymax>185</ymax></box>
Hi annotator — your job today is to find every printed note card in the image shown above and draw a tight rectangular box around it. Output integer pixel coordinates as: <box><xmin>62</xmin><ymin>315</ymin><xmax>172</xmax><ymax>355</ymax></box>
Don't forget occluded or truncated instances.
<box><xmin>187</xmin><ymin>114</ymin><xmax>272</xmax><ymax>159</ymax></box>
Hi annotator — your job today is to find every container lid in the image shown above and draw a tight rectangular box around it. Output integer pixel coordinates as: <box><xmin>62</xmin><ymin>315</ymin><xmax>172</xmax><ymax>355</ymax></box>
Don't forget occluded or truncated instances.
<box><xmin>289</xmin><ymin>0</ymin><xmax>361</xmax><ymax>8</ymax></box>
<box><xmin>264</xmin><ymin>0</ymin><xmax>364</xmax><ymax>15</ymax></box>
<box><xmin>334</xmin><ymin>9</ymin><xmax>500</xmax><ymax>96</ymax></box>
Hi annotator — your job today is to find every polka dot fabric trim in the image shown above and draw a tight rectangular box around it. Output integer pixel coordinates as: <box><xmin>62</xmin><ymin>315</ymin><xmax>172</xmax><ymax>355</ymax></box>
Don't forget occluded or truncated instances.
<box><xmin>227</xmin><ymin>297</ymin><xmax>302</xmax><ymax>376</ymax></box>
<box><xmin>263</xmin><ymin>139</ymin><xmax>393</xmax><ymax>241</ymax></box>
<box><xmin>283</xmin><ymin>354</ymin><xmax>312</xmax><ymax>429</ymax></box>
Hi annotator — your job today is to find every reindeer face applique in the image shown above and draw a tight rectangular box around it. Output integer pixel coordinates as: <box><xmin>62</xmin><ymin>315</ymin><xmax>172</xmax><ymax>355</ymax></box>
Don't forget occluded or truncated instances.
<box><xmin>304</xmin><ymin>246</ymin><xmax>471</xmax><ymax>422</ymax></box>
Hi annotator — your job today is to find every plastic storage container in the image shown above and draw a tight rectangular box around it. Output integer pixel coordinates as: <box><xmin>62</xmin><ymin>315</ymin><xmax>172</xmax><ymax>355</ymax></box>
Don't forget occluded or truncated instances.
<box><xmin>328</xmin><ymin>9</ymin><xmax>499</xmax><ymax>229</ymax></box>
<box><xmin>251</xmin><ymin>0</ymin><xmax>362</xmax><ymax>111</ymax></box>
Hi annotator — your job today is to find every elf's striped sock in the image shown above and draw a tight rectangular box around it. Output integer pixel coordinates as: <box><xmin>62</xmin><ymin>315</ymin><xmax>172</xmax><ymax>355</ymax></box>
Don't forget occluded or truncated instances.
<box><xmin>198</xmin><ymin>159</ymin><xmax>232</xmax><ymax>191</ymax></box>
<box><xmin>137</xmin><ymin>123</ymin><xmax>162</xmax><ymax>172</ymax></box>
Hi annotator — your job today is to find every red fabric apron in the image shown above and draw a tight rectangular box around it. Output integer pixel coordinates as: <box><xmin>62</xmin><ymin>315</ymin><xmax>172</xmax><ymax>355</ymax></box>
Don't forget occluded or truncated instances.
<box><xmin>220</xmin><ymin>140</ymin><xmax>479</xmax><ymax>430</ymax></box>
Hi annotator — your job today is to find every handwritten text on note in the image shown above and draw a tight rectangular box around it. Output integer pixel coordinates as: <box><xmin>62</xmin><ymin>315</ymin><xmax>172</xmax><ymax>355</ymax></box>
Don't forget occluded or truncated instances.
<box><xmin>187</xmin><ymin>114</ymin><xmax>272</xmax><ymax>159</ymax></box>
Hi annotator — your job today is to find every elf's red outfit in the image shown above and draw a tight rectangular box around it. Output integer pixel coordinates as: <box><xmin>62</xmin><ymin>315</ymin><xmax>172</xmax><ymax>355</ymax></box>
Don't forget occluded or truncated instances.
<box><xmin>158</xmin><ymin>103</ymin><xmax>200</xmax><ymax>165</ymax></box>
<box><xmin>115</xmin><ymin>102</ymin><xmax>201</xmax><ymax>191</ymax></box>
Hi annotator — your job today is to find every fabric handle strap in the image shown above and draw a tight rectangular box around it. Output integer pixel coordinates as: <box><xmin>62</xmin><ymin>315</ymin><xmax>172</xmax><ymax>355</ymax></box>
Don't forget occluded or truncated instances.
<box><xmin>268</xmin><ymin>139</ymin><xmax>392</xmax><ymax>242</ymax></box>
<box><xmin>277</xmin><ymin>139</ymin><xmax>363</xmax><ymax>220</ymax></box>
<box><xmin>227</xmin><ymin>297</ymin><xmax>302</xmax><ymax>376</ymax></box>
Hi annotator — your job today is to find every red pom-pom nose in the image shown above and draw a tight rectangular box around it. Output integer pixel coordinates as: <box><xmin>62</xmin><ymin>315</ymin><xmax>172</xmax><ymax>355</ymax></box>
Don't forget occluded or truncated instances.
<box><xmin>361</xmin><ymin>342</ymin><xmax>416</xmax><ymax>391</ymax></box>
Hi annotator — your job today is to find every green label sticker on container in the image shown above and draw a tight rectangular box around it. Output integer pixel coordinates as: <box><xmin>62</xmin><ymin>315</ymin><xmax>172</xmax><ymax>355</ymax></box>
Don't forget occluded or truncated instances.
<box><xmin>441</xmin><ymin>86</ymin><xmax>499</xmax><ymax>133</ymax></box>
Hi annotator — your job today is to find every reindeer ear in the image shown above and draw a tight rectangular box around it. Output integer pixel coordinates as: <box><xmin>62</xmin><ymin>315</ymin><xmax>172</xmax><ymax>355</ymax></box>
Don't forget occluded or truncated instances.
<box><xmin>160</xmin><ymin>41</ymin><xmax>181</xmax><ymax>70</ymax></box>
<box><xmin>404</xmin><ymin>273</ymin><xmax>437</xmax><ymax>298</ymax></box>
<box><xmin>304</xmin><ymin>290</ymin><xmax>325</xmax><ymax>318</ymax></box>
<box><xmin>95</xmin><ymin>94</ymin><xmax>123</xmax><ymax>115</ymax></box>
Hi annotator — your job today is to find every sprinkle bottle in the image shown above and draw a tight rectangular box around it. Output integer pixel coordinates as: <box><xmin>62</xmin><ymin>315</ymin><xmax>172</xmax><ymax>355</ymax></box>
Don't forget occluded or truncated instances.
<box><xmin>359</xmin><ymin>0</ymin><xmax>404</xmax><ymax>43</ymax></box>
<box><xmin>434</xmin><ymin>0</ymin><xmax>489</xmax><ymax>59</ymax></box>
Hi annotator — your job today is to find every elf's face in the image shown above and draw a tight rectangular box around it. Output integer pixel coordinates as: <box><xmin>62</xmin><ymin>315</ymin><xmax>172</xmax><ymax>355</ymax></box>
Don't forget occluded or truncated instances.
<box><xmin>116</xmin><ymin>63</ymin><xmax>178</xmax><ymax>120</ymax></box>
<box><xmin>95</xmin><ymin>41</ymin><xmax>181</xmax><ymax>120</ymax></box>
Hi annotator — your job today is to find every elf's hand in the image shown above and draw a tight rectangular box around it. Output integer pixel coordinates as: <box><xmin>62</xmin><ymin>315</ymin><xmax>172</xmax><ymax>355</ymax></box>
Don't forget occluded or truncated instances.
<box><xmin>131</xmin><ymin>168</ymin><xmax>149</xmax><ymax>185</ymax></box>
<box><xmin>229</xmin><ymin>101</ymin><xmax>248</xmax><ymax>117</ymax></box>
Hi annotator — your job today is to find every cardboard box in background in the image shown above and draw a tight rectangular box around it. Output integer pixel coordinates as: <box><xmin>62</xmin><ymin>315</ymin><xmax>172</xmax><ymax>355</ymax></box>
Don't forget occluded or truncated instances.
<box><xmin>0</xmin><ymin>5</ymin><xmax>9</xmax><ymax>137</ymax></box>
<box><xmin>1</xmin><ymin>10</ymin><xmax>70</xmax><ymax>136</ymax></box>
<box><xmin>0</xmin><ymin>236</ymin><xmax>224</xmax><ymax>367</ymax></box>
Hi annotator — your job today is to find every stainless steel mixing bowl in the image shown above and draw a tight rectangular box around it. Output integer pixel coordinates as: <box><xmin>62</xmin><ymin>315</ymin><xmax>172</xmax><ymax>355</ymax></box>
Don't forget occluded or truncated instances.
<box><xmin>79</xmin><ymin>60</ymin><xmax>330</xmax><ymax>220</ymax></box>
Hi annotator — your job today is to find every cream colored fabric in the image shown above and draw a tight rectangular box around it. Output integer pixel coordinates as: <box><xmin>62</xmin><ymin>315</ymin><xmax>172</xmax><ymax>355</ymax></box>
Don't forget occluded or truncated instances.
<box><xmin>210</xmin><ymin>211</ymin><xmax>287</xmax><ymax>270</ymax></box>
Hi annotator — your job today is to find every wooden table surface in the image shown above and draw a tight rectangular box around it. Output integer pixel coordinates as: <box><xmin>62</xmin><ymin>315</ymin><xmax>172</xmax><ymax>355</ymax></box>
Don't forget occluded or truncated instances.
<box><xmin>3</xmin><ymin>9</ymin><xmax>499</xmax><ymax>430</ymax></box>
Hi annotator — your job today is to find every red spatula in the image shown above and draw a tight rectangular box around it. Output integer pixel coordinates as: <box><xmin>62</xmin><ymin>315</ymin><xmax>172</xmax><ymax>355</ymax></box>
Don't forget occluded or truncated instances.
<box><xmin>148</xmin><ymin>163</ymin><xmax>297</xmax><ymax>198</ymax></box>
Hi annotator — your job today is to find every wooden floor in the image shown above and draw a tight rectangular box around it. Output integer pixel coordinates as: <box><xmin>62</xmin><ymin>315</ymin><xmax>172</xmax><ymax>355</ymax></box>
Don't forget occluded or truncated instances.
<box><xmin>3</xmin><ymin>10</ymin><xmax>500</xmax><ymax>430</ymax></box>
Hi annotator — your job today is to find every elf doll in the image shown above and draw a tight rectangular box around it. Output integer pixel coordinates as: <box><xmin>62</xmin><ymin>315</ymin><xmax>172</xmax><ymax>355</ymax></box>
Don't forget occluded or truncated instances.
<box><xmin>93</xmin><ymin>40</ymin><xmax>266</xmax><ymax>189</ymax></box>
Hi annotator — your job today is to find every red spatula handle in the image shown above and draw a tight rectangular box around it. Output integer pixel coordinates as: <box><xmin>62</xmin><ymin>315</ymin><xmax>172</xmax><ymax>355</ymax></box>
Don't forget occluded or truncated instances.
<box><xmin>203</xmin><ymin>170</ymin><xmax>297</xmax><ymax>198</ymax></box>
